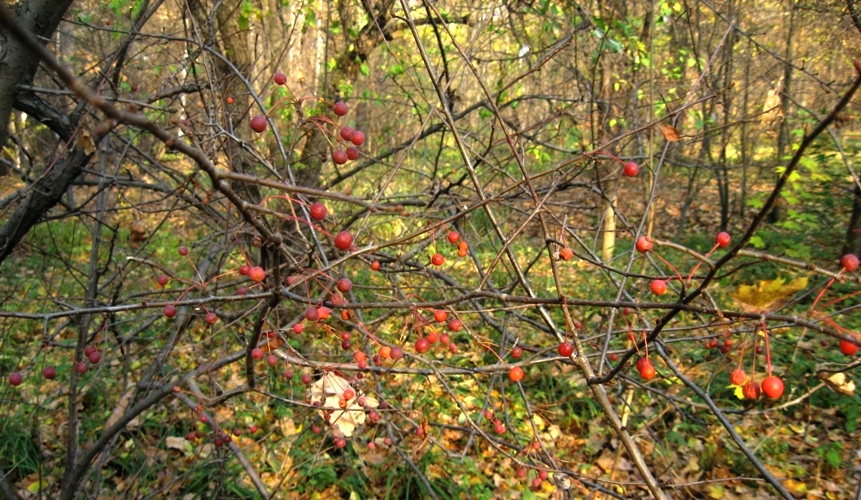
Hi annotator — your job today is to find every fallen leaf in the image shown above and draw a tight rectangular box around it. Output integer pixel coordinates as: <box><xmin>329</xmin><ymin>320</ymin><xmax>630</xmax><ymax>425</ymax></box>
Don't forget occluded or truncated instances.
<box><xmin>731</xmin><ymin>277</ymin><xmax>808</xmax><ymax>313</ymax></box>
<box><xmin>77</xmin><ymin>130</ymin><xmax>97</xmax><ymax>155</ymax></box>
<box><xmin>165</xmin><ymin>436</ymin><xmax>189</xmax><ymax>452</ymax></box>
<box><xmin>817</xmin><ymin>371</ymin><xmax>856</xmax><ymax>395</ymax></box>
<box><xmin>659</xmin><ymin>123</ymin><xmax>681</xmax><ymax>141</ymax></box>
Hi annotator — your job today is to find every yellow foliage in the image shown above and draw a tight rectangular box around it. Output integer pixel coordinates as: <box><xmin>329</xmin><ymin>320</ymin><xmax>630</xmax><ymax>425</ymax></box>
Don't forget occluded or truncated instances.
<box><xmin>731</xmin><ymin>277</ymin><xmax>808</xmax><ymax>313</ymax></box>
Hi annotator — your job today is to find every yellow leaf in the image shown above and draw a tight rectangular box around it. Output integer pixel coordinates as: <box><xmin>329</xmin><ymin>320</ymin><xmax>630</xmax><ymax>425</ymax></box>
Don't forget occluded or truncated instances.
<box><xmin>731</xmin><ymin>277</ymin><xmax>808</xmax><ymax>313</ymax></box>
<box><xmin>658</xmin><ymin>123</ymin><xmax>681</xmax><ymax>141</ymax></box>
<box><xmin>732</xmin><ymin>384</ymin><xmax>745</xmax><ymax>400</ymax></box>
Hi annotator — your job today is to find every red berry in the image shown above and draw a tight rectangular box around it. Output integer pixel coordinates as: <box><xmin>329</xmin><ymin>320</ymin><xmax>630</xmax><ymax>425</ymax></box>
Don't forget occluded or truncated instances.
<box><xmin>163</xmin><ymin>304</ymin><xmax>177</xmax><ymax>318</ymax></box>
<box><xmin>251</xmin><ymin>348</ymin><xmax>264</xmax><ymax>360</ymax></box>
<box><xmin>609</xmin><ymin>353</ymin><xmax>618</xmax><ymax>361</ymax></box>
<box><xmin>237</xmin><ymin>287</ymin><xmax>247</xmax><ymax>296</ymax></box>
<box><xmin>239</xmin><ymin>265</ymin><xmax>250</xmax><ymax>276</ymax></box>
<box><xmin>178</xmin><ymin>246</ymin><xmax>189</xmax><ymax>256</ymax></box>
<box><xmin>249</xmin><ymin>425</ymin><xmax>258</xmax><ymax>433</ymax></box>
<box><xmin>274</xmin><ymin>72</ymin><xmax>287</xmax><ymax>85</ymax></box>
<box><xmin>316</xmin><ymin>306</ymin><xmax>330</xmax><ymax>320</ymax></box>
<box><xmin>730</xmin><ymin>369</ymin><xmax>747</xmax><ymax>386</ymax></box>
<box><xmin>85</xmin><ymin>345</ymin><xmax>96</xmax><ymax>356</ymax></box>
<box><xmin>8</xmin><ymin>372</ymin><xmax>22</xmax><ymax>386</ymax></box>
<box><xmin>267</xmin><ymin>354</ymin><xmax>278</xmax><ymax>366</ymax></box>
<box><xmin>334</xmin><ymin>231</ymin><xmax>354</xmax><ymax>250</ymax></box>
<box><xmin>301</xmin><ymin>374</ymin><xmax>312</xmax><ymax>385</ymax></box>
<box><xmin>157</xmin><ymin>274</ymin><xmax>169</xmax><ymax>286</ymax></box>
<box><xmin>448</xmin><ymin>319</ymin><xmax>463</xmax><ymax>332</ymax></box>
<box><xmin>371</xmin><ymin>260</ymin><xmax>381</xmax><ymax>271</ymax></box>
<box><xmin>346</xmin><ymin>147</ymin><xmax>360</xmax><ymax>160</ymax></box>
<box><xmin>249</xmin><ymin>266</ymin><xmax>266</xmax><ymax>282</ymax></box>
<box><xmin>508</xmin><ymin>366</ymin><xmax>524</xmax><ymax>382</ymax></box>
<box><xmin>448</xmin><ymin>343</ymin><xmax>458</xmax><ymax>354</ymax></box>
<box><xmin>433</xmin><ymin>310</ymin><xmax>447</xmax><ymax>322</ymax></box>
<box><xmin>538</xmin><ymin>470</ymin><xmax>549</xmax><ymax>480</ymax></box>
<box><xmin>42</xmin><ymin>366</ymin><xmax>56</xmax><ymax>380</ymax></box>
<box><xmin>650</xmin><ymin>279</ymin><xmax>668</xmax><ymax>295</ymax></box>
<box><xmin>517</xmin><ymin>468</ymin><xmax>527</xmax><ymax>479</ymax></box>
<box><xmin>74</xmin><ymin>362</ymin><xmax>88</xmax><ymax>374</ymax></box>
<box><xmin>623</xmin><ymin>161</ymin><xmax>639</xmax><ymax>177</ymax></box>
<box><xmin>494</xmin><ymin>423</ymin><xmax>506</xmax><ymax>434</ymax></box>
<box><xmin>511</xmin><ymin>346</ymin><xmax>523</xmax><ymax>359</ymax></box>
<box><xmin>332</xmin><ymin>150</ymin><xmax>348</xmax><ymax>164</ymax></box>
<box><xmin>635</xmin><ymin>236</ymin><xmax>653</xmax><ymax>253</ymax></box>
<box><xmin>351</xmin><ymin>131</ymin><xmax>365</xmax><ymax>146</ymax></box>
<box><xmin>439</xmin><ymin>334</ymin><xmax>450</xmax><ymax>346</ymax></box>
<box><xmin>205</xmin><ymin>312</ymin><xmax>218</xmax><ymax>325</ymax></box>
<box><xmin>532</xmin><ymin>477</ymin><xmax>542</xmax><ymax>489</ymax></box>
<box><xmin>87</xmin><ymin>351</ymin><xmax>101</xmax><ymax>364</ymax></box>
<box><xmin>636</xmin><ymin>358</ymin><xmax>656</xmax><ymax>379</ymax></box>
<box><xmin>559</xmin><ymin>247</ymin><xmax>574</xmax><ymax>260</ymax></box>
<box><xmin>337</xmin><ymin>277</ymin><xmax>352</xmax><ymax>293</ymax></box>
<box><xmin>447</xmin><ymin>231</ymin><xmax>460</xmax><ymax>243</ymax></box>
<box><xmin>309</xmin><ymin>202</ymin><xmax>327</xmax><ymax>221</ymax></box>
<box><xmin>841</xmin><ymin>253</ymin><xmax>859</xmax><ymax>272</ymax></box>
<box><xmin>250</xmin><ymin>115</ymin><xmax>267</xmax><ymax>133</ymax></box>
<box><xmin>431</xmin><ymin>253</ymin><xmax>444</xmax><ymax>266</ymax></box>
<box><xmin>340</xmin><ymin>126</ymin><xmax>355</xmax><ymax>141</ymax></box>
<box><xmin>742</xmin><ymin>380</ymin><xmax>760</xmax><ymax>400</ymax></box>
<box><xmin>839</xmin><ymin>339</ymin><xmax>859</xmax><ymax>355</ymax></box>
<box><xmin>715</xmin><ymin>231</ymin><xmax>732</xmax><ymax>248</ymax></box>
<box><xmin>761</xmin><ymin>376</ymin><xmax>784</xmax><ymax>399</ymax></box>
<box><xmin>415</xmin><ymin>337</ymin><xmax>431</xmax><ymax>353</ymax></box>
<box><xmin>557</xmin><ymin>342</ymin><xmax>574</xmax><ymax>357</ymax></box>
<box><xmin>333</xmin><ymin>101</ymin><xmax>348</xmax><ymax>116</ymax></box>
<box><xmin>390</xmin><ymin>347</ymin><xmax>404</xmax><ymax>361</ymax></box>
<box><xmin>291</xmin><ymin>323</ymin><xmax>304</xmax><ymax>334</ymax></box>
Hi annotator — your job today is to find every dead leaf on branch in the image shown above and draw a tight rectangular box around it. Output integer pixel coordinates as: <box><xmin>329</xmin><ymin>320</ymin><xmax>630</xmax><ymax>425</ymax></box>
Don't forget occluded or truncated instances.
<box><xmin>730</xmin><ymin>277</ymin><xmax>809</xmax><ymax>313</ymax></box>
<box><xmin>817</xmin><ymin>371</ymin><xmax>856</xmax><ymax>395</ymax></box>
<box><xmin>658</xmin><ymin>123</ymin><xmax>681</xmax><ymax>141</ymax></box>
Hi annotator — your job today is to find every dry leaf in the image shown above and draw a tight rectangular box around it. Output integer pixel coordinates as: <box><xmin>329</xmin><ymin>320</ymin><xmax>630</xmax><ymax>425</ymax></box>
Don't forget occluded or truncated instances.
<box><xmin>731</xmin><ymin>277</ymin><xmax>808</xmax><ymax>313</ymax></box>
<box><xmin>77</xmin><ymin>130</ymin><xmax>97</xmax><ymax>155</ymax></box>
<box><xmin>308</xmin><ymin>372</ymin><xmax>378</xmax><ymax>437</ymax></box>
<box><xmin>165</xmin><ymin>436</ymin><xmax>190</xmax><ymax>452</ymax></box>
<box><xmin>817</xmin><ymin>371</ymin><xmax>856</xmax><ymax>395</ymax></box>
<box><xmin>658</xmin><ymin>123</ymin><xmax>680</xmax><ymax>141</ymax></box>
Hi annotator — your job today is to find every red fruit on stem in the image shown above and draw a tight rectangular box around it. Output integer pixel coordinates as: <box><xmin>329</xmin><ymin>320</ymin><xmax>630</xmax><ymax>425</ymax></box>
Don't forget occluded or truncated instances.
<box><xmin>178</xmin><ymin>246</ymin><xmax>189</xmax><ymax>256</ymax></box>
<box><xmin>251</xmin><ymin>348</ymin><xmax>264</xmax><ymax>360</ymax></box>
<box><xmin>87</xmin><ymin>351</ymin><xmax>101</xmax><ymax>364</ymax></box>
<box><xmin>9</xmin><ymin>372</ymin><xmax>23</xmax><ymax>386</ymax></box>
<box><xmin>273</xmin><ymin>72</ymin><xmax>287</xmax><ymax>85</ymax></box>
<box><xmin>85</xmin><ymin>345</ymin><xmax>96</xmax><ymax>356</ymax></box>
<box><xmin>317</xmin><ymin>307</ymin><xmax>330</xmax><ymax>320</ymax></box>
<box><xmin>439</xmin><ymin>334</ymin><xmax>450</xmax><ymax>346</ymax></box>
<box><xmin>249</xmin><ymin>266</ymin><xmax>266</xmax><ymax>282</ymax></box>
<box><xmin>205</xmin><ymin>312</ymin><xmax>218</xmax><ymax>325</ymax></box>
<box><xmin>636</xmin><ymin>358</ymin><xmax>656</xmax><ymax>380</ymax></box>
<box><xmin>841</xmin><ymin>253</ymin><xmax>859</xmax><ymax>272</ymax></box>
<box><xmin>508</xmin><ymin>366</ymin><xmax>524</xmax><ymax>382</ymax></box>
<box><xmin>559</xmin><ymin>247</ymin><xmax>574</xmax><ymax>260</ymax></box>
<box><xmin>761</xmin><ymin>376</ymin><xmax>784</xmax><ymax>399</ymax></box>
<box><xmin>309</xmin><ymin>202</ymin><xmax>327</xmax><ymax>221</ymax></box>
<box><xmin>635</xmin><ymin>236</ymin><xmax>653</xmax><ymax>253</ymax></box>
<box><xmin>250</xmin><ymin>116</ymin><xmax>267</xmax><ymax>133</ymax></box>
<box><xmin>390</xmin><ymin>347</ymin><xmax>404</xmax><ymax>361</ymax></box>
<box><xmin>494</xmin><ymin>423</ymin><xmax>505</xmax><ymax>434</ymax></box>
<box><xmin>448</xmin><ymin>319</ymin><xmax>463</xmax><ymax>332</ymax></box>
<box><xmin>163</xmin><ymin>304</ymin><xmax>177</xmax><ymax>318</ymax></box>
<box><xmin>42</xmin><ymin>366</ymin><xmax>56</xmax><ymax>379</ymax></box>
<box><xmin>557</xmin><ymin>342</ymin><xmax>574</xmax><ymax>357</ymax></box>
<box><xmin>371</xmin><ymin>260</ymin><xmax>381</xmax><ymax>271</ymax></box>
<box><xmin>742</xmin><ymin>380</ymin><xmax>760</xmax><ymax>400</ymax></box>
<box><xmin>415</xmin><ymin>337</ymin><xmax>431</xmax><ymax>354</ymax></box>
<box><xmin>157</xmin><ymin>274</ymin><xmax>169</xmax><ymax>286</ymax></box>
<box><xmin>431</xmin><ymin>253</ymin><xmax>444</xmax><ymax>266</ymax></box>
<box><xmin>340</xmin><ymin>126</ymin><xmax>355</xmax><ymax>141</ymax></box>
<box><xmin>447</xmin><ymin>231</ymin><xmax>460</xmax><ymax>243</ymax></box>
<box><xmin>332</xmin><ymin>150</ymin><xmax>348</xmax><ymax>164</ymax></box>
<box><xmin>292</xmin><ymin>323</ymin><xmax>304</xmax><ymax>334</ymax></box>
<box><xmin>301</xmin><ymin>374</ymin><xmax>312</xmax><ymax>385</ymax></box>
<box><xmin>730</xmin><ymin>368</ymin><xmax>747</xmax><ymax>386</ymax></box>
<box><xmin>334</xmin><ymin>231</ymin><xmax>354</xmax><ymax>250</ymax></box>
<box><xmin>351</xmin><ymin>131</ymin><xmax>365</xmax><ymax>146</ymax></box>
<box><xmin>337</xmin><ymin>277</ymin><xmax>352</xmax><ymax>293</ymax></box>
<box><xmin>346</xmin><ymin>147</ymin><xmax>360</xmax><ymax>160</ymax></box>
<box><xmin>839</xmin><ymin>339</ymin><xmax>859</xmax><ymax>355</ymax></box>
<box><xmin>239</xmin><ymin>265</ymin><xmax>250</xmax><ymax>276</ymax></box>
<box><xmin>511</xmin><ymin>346</ymin><xmax>523</xmax><ymax>359</ymax></box>
<box><xmin>74</xmin><ymin>362</ymin><xmax>88</xmax><ymax>374</ymax></box>
<box><xmin>715</xmin><ymin>231</ymin><xmax>732</xmax><ymax>248</ymax></box>
<box><xmin>609</xmin><ymin>353</ymin><xmax>618</xmax><ymax>361</ymax></box>
<box><xmin>426</xmin><ymin>331</ymin><xmax>439</xmax><ymax>344</ymax></box>
<box><xmin>623</xmin><ymin>161</ymin><xmax>639</xmax><ymax>177</ymax></box>
<box><xmin>267</xmin><ymin>354</ymin><xmax>278</xmax><ymax>366</ymax></box>
<box><xmin>333</xmin><ymin>101</ymin><xmax>348</xmax><ymax>116</ymax></box>
<box><xmin>651</xmin><ymin>279</ymin><xmax>668</xmax><ymax>295</ymax></box>
<box><xmin>433</xmin><ymin>310</ymin><xmax>447</xmax><ymax>322</ymax></box>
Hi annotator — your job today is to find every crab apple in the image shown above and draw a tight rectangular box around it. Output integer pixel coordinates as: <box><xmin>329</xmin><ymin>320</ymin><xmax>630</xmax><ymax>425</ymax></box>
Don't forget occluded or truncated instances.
<box><xmin>635</xmin><ymin>236</ymin><xmax>653</xmax><ymax>253</ymax></box>
<box><xmin>433</xmin><ymin>309</ymin><xmax>448</xmax><ymax>322</ymax></box>
<box><xmin>371</xmin><ymin>260</ymin><xmax>381</xmax><ymax>271</ymax></box>
<box><xmin>448</xmin><ymin>343</ymin><xmax>458</xmax><ymax>354</ymax></box>
<box><xmin>291</xmin><ymin>323</ymin><xmax>304</xmax><ymax>334</ymax></box>
<box><xmin>415</xmin><ymin>337</ymin><xmax>431</xmax><ymax>354</ymax></box>
<box><xmin>267</xmin><ymin>354</ymin><xmax>278</xmax><ymax>366</ymax></box>
<box><xmin>178</xmin><ymin>246</ymin><xmax>189</xmax><ymax>256</ymax></box>
<box><xmin>511</xmin><ymin>346</ymin><xmax>523</xmax><ymax>359</ymax></box>
<box><xmin>332</xmin><ymin>150</ymin><xmax>348</xmax><ymax>164</ymax></box>
<box><xmin>239</xmin><ymin>265</ymin><xmax>250</xmax><ymax>276</ymax></box>
<box><xmin>8</xmin><ymin>372</ymin><xmax>23</xmax><ymax>386</ymax></box>
<box><xmin>557</xmin><ymin>342</ymin><xmax>574</xmax><ymax>357</ymax></box>
<box><xmin>715</xmin><ymin>231</ymin><xmax>732</xmax><ymax>248</ymax></box>
<box><xmin>87</xmin><ymin>351</ymin><xmax>101</xmax><ymax>364</ymax></box>
<box><xmin>337</xmin><ymin>277</ymin><xmax>352</xmax><ymax>293</ymax></box>
<box><xmin>340</xmin><ymin>126</ymin><xmax>355</xmax><ymax>141</ymax></box>
<box><xmin>42</xmin><ymin>366</ymin><xmax>56</xmax><ymax>379</ymax></box>
<box><xmin>333</xmin><ymin>101</ymin><xmax>348</xmax><ymax>116</ymax></box>
<box><xmin>742</xmin><ymin>380</ymin><xmax>761</xmax><ymax>400</ymax></box>
<box><xmin>440</xmin><ymin>334</ymin><xmax>451</xmax><ymax>346</ymax></box>
<box><xmin>623</xmin><ymin>161</ymin><xmax>639</xmax><ymax>177</ymax></box>
<box><xmin>531</xmin><ymin>477</ymin><xmax>543</xmax><ymax>489</ymax></box>
<box><xmin>205</xmin><ymin>312</ymin><xmax>218</xmax><ymax>325</ymax></box>
<box><xmin>309</xmin><ymin>202</ymin><xmax>327</xmax><ymax>221</ymax></box>
<box><xmin>517</xmin><ymin>468</ymin><xmax>527</xmax><ymax>479</ymax></box>
<box><xmin>839</xmin><ymin>339</ymin><xmax>859</xmax><ymax>355</ymax></box>
<box><xmin>157</xmin><ymin>274</ymin><xmax>169</xmax><ymax>287</ymax></box>
<box><xmin>249</xmin><ymin>266</ymin><xmax>266</xmax><ymax>282</ymax></box>
<box><xmin>609</xmin><ymin>353</ymin><xmax>618</xmax><ymax>361</ymax></box>
<box><xmin>250</xmin><ymin>115</ymin><xmax>267</xmax><ymax>133</ymax></box>
<box><xmin>390</xmin><ymin>347</ymin><xmax>404</xmax><ymax>360</ymax></box>
<box><xmin>350</xmin><ymin>131</ymin><xmax>365</xmax><ymax>146</ymax></box>
<box><xmin>730</xmin><ymin>369</ymin><xmax>747</xmax><ymax>386</ymax></box>
<box><xmin>379</xmin><ymin>346</ymin><xmax>392</xmax><ymax>359</ymax></box>
<box><xmin>431</xmin><ymin>253</ymin><xmax>444</xmax><ymax>266</ymax></box>
<box><xmin>508</xmin><ymin>366</ymin><xmax>524</xmax><ymax>382</ymax></box>
<box><xmin>74</xmin><ymin>362</ymin><xmax>88</xmax><ymax>374</ymax></box>
<box><xmin>650</xmin><ymin>279</ymin><xmax>668</xmax><ymax>295</ymax></box>
<box><xmin>761</xmin><ymin>376</ymin><xmax>784</xmax><ymax>399</ymax></box>
<box><xmin>163</xmin><ymin>304</ymin><xmax>177</xmax><ymax>318</ymax></box>
<box><xmin>636</xmin><ymin>358</ymin><xmax>656</xmax><ymax>380</ymax></box>
<box><xmin>304</xmin><ymin>306</ymin><xmax>319</xmax><ymax>322</ymax></box>
<box><xmin>448</xmin><ymin>319</ymin><xmax>463</xmax><ymax>332</ymax></box>
<box><xmin>273</xmin><ymin>72</ymin><xmax>287</xmax><ymax>85</ymax></box>
<box><xmin>841</xmin><ymin>253</ymin><xmax>859</xmax><ymax>272</ymax></box>
<box><xmin>317</xmin><ymin>307</ymin><xmax>330</xmax><ymax>320</ymax></box>
<box><xmin>85</xmin><ymin>345</ymin><xmax>96</xmax><ymax>356</ymax></box>
<box><xmin>251</xmin><ymin>348</ymin><xmax>264</xmax><ymax>360</ymax></box>
<box><xmin>560</xmin><ymin>247</ymin><xmax>574</xmax><ymax>260</ymax></box>
<box><xmin>346</xmin><ymin>147</ymin><xmax>360</xmax><ymax>160</ymax></box>
<box><xmin>237</xmin><ymin>287</ymin><xmax>247</xmax><ymax>296</ymax></box>
<box><xmin>301</xmin><ymin>374</ymin><xmax>312</xmax><ymax>385</ymax></box>
<box><xmin>494</xmin><ymin>423</ymin><xmax>506</xmax><ymax>434</ymax></box>
<box><xmin>334</xmin><ymin>231</ymin><xmax>354</xmax><ymax>250</ymax></box>
<box><xmin>447</xmin><ymin>231</ymin><xmax>460</xmax><ymax>243</ymax></box>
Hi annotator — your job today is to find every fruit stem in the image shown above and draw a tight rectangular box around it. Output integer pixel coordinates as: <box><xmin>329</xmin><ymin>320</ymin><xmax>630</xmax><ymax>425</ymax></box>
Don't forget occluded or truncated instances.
<box><xmin>762</xmin><ymin>321</ymin><xmax>773</xmax><ymax>377</ymax></box>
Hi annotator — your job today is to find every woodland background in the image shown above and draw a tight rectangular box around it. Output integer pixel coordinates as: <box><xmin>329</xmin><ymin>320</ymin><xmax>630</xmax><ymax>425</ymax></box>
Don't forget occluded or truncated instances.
<box><xmin>1</xmin><ymin>0</ymin><xmax>861</xmax><ymax>498</ymax></box>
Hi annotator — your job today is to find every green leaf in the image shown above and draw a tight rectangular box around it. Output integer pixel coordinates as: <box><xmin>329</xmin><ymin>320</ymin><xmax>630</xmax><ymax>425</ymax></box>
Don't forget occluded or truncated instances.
<box><xmin>360</xmin><ymin>63</ymin><xmax>370</xmax><ymax>77</ymax></box>
<box><xmin>826</xmin><ymin>448</ymin><xmax>841</xmax><ymax>468</ymax></box>
<box><xmin>749</xmin><ymin>235</ymin><xmax>765</xmax><ymax>249</ymax></box>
